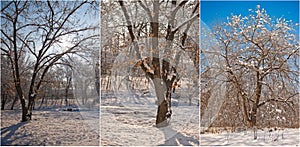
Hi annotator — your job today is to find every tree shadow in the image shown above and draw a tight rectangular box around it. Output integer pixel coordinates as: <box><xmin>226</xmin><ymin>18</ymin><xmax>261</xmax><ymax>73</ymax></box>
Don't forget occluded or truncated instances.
<box><xmin>1</xmin><ymin>122</ymin><xmax>28</xmax><ymax>145</ymax></box>
<box><xmin>158</xmin><ymin>126</ymin><xmax>199</xmax><ymax>146</ymax></box>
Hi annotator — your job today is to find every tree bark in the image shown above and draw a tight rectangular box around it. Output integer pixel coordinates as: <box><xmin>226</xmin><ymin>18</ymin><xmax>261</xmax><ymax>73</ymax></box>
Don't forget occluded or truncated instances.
<box><xmin>153</xmin><ymin>78</ymin><xmax>169</xmax><ymax>127</ymax></box>
<box><xmin>250</xmin><ymin>71</ymin><xmax>263</xmax><ymax>139</ymax></box>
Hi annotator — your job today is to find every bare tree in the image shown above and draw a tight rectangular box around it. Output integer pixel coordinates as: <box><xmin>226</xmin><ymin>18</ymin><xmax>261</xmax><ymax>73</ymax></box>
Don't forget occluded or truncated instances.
<box><xmin>202</xmin><ymin>5</ymin><xmax>299</xmax><ymax>139</ymax></box>
<box><xmin>1</xmin><ymin>1</ymin><xmax>99</xmax><ymax>121</ymax></box>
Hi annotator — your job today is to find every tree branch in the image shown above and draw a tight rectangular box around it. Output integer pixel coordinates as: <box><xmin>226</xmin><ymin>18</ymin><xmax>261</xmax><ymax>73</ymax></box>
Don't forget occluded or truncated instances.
<box><xmin>172</xmin><ymin>13</ymin><xmax>199</xmax><ymax>33</ymax></box>
<box><xmin>258</xmin><ymin>92</ymin><xmax>299</xmax><ymax>108</ymax></box>
<box><xmin>137</xmin><ymin>0</ymin><xmax>153</xmax><ymax>21</ymax></box>
<box><xmin>118</xmin><ymin>0</ymin><xmax>136</xmax><ymax>42</ymax></box>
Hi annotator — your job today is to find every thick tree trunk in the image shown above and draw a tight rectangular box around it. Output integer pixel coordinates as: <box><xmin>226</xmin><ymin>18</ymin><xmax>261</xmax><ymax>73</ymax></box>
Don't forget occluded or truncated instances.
<box><xmin>156</xmin><ymin>99</ymin><xmax>169</xmax><ymax>127</ymax></box>
<box><xmin>155</xmin><ymin>81</ymin><xmax>174</xmax><ymax>127</ymax></box>
<box><xmin>21</xmin><ymin>101</ymin><xmax>29</xmax><ymax>122</ymax></box>
<box><xmin>153</xmin><ymin>78</ymin><xmax>169</xmax><ymax>127</ymax></box>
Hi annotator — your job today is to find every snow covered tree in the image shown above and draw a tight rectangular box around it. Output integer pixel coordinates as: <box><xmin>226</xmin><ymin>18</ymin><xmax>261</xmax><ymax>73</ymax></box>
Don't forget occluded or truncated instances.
<box><xmin>203</xmin><ymin>5</ymin><xmax>299</xmax><ymax>138</ymax></box>
<box><xmin>102</xmin><ymin>0</ymin><xmax>199</xmax><ymax>127</ymax></box>
<box><xmin>1</xmin><ymin>1</ymin><xmax>99</xmax><ymax>122</ymax></box>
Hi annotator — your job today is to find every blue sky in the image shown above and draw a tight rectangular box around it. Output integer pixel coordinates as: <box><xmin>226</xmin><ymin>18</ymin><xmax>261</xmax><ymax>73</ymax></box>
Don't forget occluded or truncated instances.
<box><xmin>201</xmin><ymin>1</ymin><xmax>299</xmax><ymax>32</ymax></box>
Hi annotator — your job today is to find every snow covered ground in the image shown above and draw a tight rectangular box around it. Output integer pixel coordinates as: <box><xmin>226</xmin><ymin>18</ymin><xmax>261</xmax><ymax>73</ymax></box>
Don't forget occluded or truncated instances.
<box><xmin>200</xmin><ymin>128</ymin><xmax>300</xmax><ymax>146</ymax></box>
<box><xmin>100</xmin><ymin>105</ymin><xmax>200</xmax><ymax>146</ymax></box>
<box><xmin>1</xmin><ymin>108</ymin><xmax>99</xmax><ymax>146</ymax></box>
<box><xmin>2</xmin><ymin>104</ymin><xmax>298</xmax><ymax>146</ymax></box>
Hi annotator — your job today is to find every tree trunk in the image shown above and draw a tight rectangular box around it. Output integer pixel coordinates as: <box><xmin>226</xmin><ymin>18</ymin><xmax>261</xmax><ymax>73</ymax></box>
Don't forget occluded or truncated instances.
<box><xmin>95</xmin><ymin>62</ymin><xmax>100</xmax><ymax>96</ymax></box>
<box><xmin>21</xmin><ymin>100</ymin><xmax>29</xmax><ymax>122</ymax></box>
<box><xmin>153</xmin><ymin>78</ymin><xmax>169</xmax><ymax>127</ymax></box>
<box><xmin>12</xmin><ymin>12</ymin><xmax>29</xmax><ymax>122</ymax></box>
<box><xmin>39</xmin><ymin>96</ymin><xmax>45</xmax><ymax>109</ymax></box>
<box><xmin>156</xmin><ymin>99</ymin><xmax>169</xmax><ymax>127</ymax></box>
<box><xmin>1</xmin><ymin>94</ymin><xmax>7</xmax><ymax>110</ymax></box>
<box><xmin>106</xmin><ymin>76</ymin><xmax>110</xmax><ymax>91</ymax></box>
<box><xmin>251</xmin><ymin>73</ymin><xmax>263</xmax><ymax>139</ymax></box>
<box><xmin>45</xmin><ymin>94</ymin><xmax>48</xmax><ymax>107</ymax></box>
<box><xmin>61</xmin><ymin>95</ymin><xmax>64</xmax><ymax>106</ymax></box>
<box><xmin>27</xmin><ymin>94</ymin><xmax>36</xmax><ymax>118</ymax></box>
<box><xmin>10</xmin><ymin>95</ymin><xmax>18</xmax><ymax>110</ymax></box>
<box><xmin>65</xmin><ymin>75</ymin><xmax>72</xmax><ymax>107</ymax></box>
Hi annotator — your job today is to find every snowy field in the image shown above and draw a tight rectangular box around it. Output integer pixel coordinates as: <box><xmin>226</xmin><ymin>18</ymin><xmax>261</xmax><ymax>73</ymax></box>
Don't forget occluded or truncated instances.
<box><xmin>2</xmin><ymin>105</ymin><xmax>298</xmax><ymax>146</ymax></box>
<box><xmin>101</xmin><ymin>105</ymin><xmax>200</xmax><ymax>146</ymax></box>
<box><xmin>1</xmin><ymin>108</ymin><xmax>99</xmax><ymax>146</ymax></box>
<box><xmin>201</xmin><ymin>128</ymin><xmax>300</xmax><ymax>146</ymax></box>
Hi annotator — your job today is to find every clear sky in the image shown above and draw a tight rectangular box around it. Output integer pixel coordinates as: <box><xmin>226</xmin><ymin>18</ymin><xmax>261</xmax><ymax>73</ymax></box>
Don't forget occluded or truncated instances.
<box><xmin>201</xmin><ymin>1</ymin><xmax>299</xmax><ymax>32</ymax></box>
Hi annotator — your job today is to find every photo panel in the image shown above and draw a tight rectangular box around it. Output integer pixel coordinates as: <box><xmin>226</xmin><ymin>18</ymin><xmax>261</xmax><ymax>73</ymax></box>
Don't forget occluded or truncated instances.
<box><xmin>1</xmin><ymin>1</ymin><xmax>100</xmax><ymax>145</ymax></box>
<box><xmin>200</xmin><ymin>1</ymin><xmax>299</xmax><ymax>146</ymax></box>
<box><xmin>100</xmin><ymin>0</ymin><xmax>200</xmax><ymax>146</ymax></box>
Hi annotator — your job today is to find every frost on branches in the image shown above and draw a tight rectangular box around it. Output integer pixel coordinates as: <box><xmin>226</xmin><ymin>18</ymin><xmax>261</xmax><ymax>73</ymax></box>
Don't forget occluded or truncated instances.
<box><xmin>202</xmin><ymin>5</ymin><xmax>299</xmax><ymax>139</ymax></box>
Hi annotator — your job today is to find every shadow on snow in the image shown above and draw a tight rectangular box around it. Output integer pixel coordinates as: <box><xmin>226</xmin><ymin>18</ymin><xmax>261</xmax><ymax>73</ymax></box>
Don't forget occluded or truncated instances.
<box><xmin>159</xmin><ymin>126</ymin><xmax>199</xmax><ymax>146</ymax></box>
<box><xmin>1</xmin><ymin>122</ymin><xmax>29</xmax><ymax>145</ymax></box>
